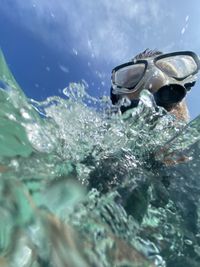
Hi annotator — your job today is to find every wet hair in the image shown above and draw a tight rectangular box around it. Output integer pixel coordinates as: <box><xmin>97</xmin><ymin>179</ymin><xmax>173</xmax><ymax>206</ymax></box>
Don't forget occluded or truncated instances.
<box><xmin>110</xmin><ymin>49</ymin><xmax>163</xmax><ymax>104</ymax></box>
<box><xmin>133</xmin><ymin>48</ymin><xmax>163</xmax><ymax>60</ymax></box>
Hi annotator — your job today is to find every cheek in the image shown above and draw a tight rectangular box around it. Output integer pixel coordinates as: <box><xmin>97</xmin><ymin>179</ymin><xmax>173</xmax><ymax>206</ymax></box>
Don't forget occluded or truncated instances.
<box><xmin>167</xmin><ymin>101</ymin><xmax>189</xmax><ymax>122</ymax></box>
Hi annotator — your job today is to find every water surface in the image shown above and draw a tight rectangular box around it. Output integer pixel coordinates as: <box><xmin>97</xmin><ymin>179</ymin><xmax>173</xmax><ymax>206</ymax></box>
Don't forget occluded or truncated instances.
<box><xmin>1</xmin><ymin>50</ymin><xmax>200</xmax><ymax>267</ymax></box>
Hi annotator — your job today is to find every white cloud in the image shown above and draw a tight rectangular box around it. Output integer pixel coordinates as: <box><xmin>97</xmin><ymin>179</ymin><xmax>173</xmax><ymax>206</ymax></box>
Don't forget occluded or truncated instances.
<box><xmin>1</xmin><ymin>0</ymin><xmax>176</xmax><ymax>63</ymax></box>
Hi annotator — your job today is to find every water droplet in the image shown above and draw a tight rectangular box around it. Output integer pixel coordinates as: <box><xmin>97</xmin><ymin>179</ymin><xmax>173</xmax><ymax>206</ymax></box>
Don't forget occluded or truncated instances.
<box><xmin>72</xmin><ymin>48</ymin><xmax>78</xmax><ymax>55</ymax></box>
<box><xmin>181</xmin><ymin>27</ymin><xmax>185</xmax><ymax>35</ymax></box>
<box><xmin>184</xmin><ymin>239</ymin><xmax>193</xmax><ymax>245</ymax></box>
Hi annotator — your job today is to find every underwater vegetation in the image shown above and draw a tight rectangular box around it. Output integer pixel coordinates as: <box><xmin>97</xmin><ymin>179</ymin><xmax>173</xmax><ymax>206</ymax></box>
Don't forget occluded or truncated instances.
<box><xmin>1</xmin><ymin>50</ymin><xmax>200</xmax><ymax>266</ymax></box>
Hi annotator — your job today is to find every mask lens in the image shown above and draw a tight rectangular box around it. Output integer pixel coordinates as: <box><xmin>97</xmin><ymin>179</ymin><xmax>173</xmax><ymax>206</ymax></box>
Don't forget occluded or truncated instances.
<box><xmin>155</xmin><ymin>55</ymin><xmax>197</xmax><ymax>79</ymax></box>
<box><xmin>114</xmin><ymin>63</ymin><xmax>145</xmax><ymax>89</ymax></box>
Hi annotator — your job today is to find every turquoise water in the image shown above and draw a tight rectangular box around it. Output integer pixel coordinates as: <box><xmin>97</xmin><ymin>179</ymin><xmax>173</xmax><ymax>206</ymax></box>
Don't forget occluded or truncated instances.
<box><xmin>1</xmin><ymin>50</ymin><xmax>200</xmax><ymax>266</ymax></box>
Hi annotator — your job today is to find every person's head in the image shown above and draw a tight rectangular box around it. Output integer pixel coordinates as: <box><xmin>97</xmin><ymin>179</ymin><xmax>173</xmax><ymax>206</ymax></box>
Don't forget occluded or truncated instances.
<box><xmin>110</xmin><ymin>49</ymin><xmax>200</xmax><ymax>121</ymax></box>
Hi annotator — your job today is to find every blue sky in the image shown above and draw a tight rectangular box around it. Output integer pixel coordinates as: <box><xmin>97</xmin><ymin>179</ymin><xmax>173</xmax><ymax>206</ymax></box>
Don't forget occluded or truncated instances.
<box><xmin>0</xmin><ymin>0</ymin><xmax>200</xmax><ymax>119</ymax></box>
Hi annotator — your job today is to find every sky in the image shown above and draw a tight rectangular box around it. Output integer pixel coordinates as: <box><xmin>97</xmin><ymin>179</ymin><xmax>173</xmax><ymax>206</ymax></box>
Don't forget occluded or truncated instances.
<box><xmin>0</xmin><ymin>0</ymin><xmax>200</xmax><ymax>119</ymax></box>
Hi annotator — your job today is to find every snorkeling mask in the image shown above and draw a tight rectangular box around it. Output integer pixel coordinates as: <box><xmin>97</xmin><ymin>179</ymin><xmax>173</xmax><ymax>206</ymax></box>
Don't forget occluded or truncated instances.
<box><xmin>111</xmin><ymin>51</ymin><xmax>200</xmax><ymax>111</ymax></box>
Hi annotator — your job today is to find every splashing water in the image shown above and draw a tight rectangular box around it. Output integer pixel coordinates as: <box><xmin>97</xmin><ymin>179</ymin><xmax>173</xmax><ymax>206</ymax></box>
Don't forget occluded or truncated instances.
<box><xmin>1</xmin><ymin>50</ymin><xmax>200</xmax><ymax>267</ymax></box>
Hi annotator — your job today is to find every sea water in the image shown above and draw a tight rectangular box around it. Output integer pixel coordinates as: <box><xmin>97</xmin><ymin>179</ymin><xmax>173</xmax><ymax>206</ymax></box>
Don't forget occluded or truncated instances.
<box><xmin>1</xmin><ymin>52</ymin><xmax>200</xmax><ymax>266</ymax></box>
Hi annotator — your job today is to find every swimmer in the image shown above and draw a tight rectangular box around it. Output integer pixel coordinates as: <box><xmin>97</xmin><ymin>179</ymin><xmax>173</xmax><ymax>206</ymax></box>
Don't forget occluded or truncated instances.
<box><xmin>110</xmin><ymin>49</ymin><xmax>200</xmax><ymax>121</ymax></box>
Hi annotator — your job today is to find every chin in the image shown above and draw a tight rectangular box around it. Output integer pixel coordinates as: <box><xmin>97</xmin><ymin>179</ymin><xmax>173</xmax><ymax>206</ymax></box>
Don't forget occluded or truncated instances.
<box><xmin>168</xmin><ymin>100</ymin><xmax>190</xmax><ymax>122</ymax></box>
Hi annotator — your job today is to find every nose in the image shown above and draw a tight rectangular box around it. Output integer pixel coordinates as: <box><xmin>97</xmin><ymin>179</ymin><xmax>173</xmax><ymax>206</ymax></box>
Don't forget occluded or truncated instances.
<box><xmin>144</xmin><ymin>69</ymin><xmax>168</xmax><ymax>93</ymax></box>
